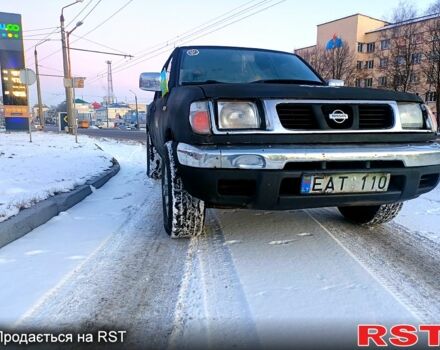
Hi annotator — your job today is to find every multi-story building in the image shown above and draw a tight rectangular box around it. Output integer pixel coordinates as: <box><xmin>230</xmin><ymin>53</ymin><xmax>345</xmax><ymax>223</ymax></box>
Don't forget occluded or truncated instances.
<box><xmin>295</xmin><ymin>13</ymin><xmax>439</xmax><ymax>114</ymax></box>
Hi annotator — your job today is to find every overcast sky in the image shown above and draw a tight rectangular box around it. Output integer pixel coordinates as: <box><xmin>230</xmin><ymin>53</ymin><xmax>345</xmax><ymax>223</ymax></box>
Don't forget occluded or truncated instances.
<box><xmin>0</xmin><ymin>0</ymin><xmax>435</xmax><ymax>106</ymax></box>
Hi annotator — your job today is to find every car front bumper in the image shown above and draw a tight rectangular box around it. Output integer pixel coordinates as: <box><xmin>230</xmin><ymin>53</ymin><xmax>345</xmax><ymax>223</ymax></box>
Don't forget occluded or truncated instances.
<box><xmin>177</xmin><ymin>142</ymin><xmax>440</xmax><ymax>169</ymax></box>
<box><xmin>176</xmin><ymin>142</ymin><xmax>440</xmax><ymax>210</ymax></box>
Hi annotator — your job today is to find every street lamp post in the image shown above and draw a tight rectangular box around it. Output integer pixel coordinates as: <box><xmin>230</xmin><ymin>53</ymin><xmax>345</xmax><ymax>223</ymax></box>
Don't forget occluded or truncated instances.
<box><xmin>129</xmin><ymin>89</ymin><xmax>139</xmax><ymax>130</ymax></box>
<box><xmin>67</xmin><ymin>21</ymin><xmax>83</xmax><ymax>143</ymax></box>
<box><xmin>34</xmin><ymin>39</ymin><xmax>50</xmax><ymax>130</ymax></box>
<box><xmin>60</xmin><ymin>0</ymin><xmax>83</xmax><ymax>134</ymax></box>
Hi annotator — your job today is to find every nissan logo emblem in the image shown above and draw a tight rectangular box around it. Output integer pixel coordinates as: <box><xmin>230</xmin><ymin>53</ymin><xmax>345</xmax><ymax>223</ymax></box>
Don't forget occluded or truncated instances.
<box><xmin>329</xmin><ymin>109</ymin><xmax>349</xmax><ymax>124</ymax></box>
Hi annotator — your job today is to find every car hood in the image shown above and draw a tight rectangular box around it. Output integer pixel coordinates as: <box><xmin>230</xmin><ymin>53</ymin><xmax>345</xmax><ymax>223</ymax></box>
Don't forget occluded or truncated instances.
<box><xmin>197</xmin><ymin>83</ymin><xmax>422</xmax><ymax>103</ymax></box>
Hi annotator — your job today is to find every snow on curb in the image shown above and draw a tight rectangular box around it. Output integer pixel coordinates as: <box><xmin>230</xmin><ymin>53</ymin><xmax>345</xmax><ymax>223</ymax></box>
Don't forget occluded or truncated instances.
<box><xmin>0</xmin><ymin>133</ymin><xmax>120</xmax><ymax>248</ymax></box>
<box><xmin>0</xmin><ymin>158</ymin><xmax>120</xmax><ymax>249</ymax></box>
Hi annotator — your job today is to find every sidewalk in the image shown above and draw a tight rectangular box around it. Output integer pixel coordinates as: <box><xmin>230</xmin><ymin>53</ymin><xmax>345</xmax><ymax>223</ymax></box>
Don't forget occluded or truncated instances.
<box><xmin>0</xmin><ymin>132</ymin><xmax>119</xmax><ymax>247</ymax></box>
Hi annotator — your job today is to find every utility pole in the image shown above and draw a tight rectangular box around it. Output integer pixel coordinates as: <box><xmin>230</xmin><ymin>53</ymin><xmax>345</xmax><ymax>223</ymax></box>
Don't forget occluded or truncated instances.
<box><xmin>106</xmin><ymin>60</ymin><xmax>114</xmax><ymax>105</ymax></box>
<box><xmin>34</xmin><ymin>39</ymin><xmax>49</xmax><ymax>130</ymax></box>
<box><xmin>60</xmin><ymin>0</ymin><xmax>83</xmax><ymax>134</ymax></box>
<box><xmin>106</xmin><ymin>60</ymin><xmax>114</xmax><ymax>128</ymax></box>
<box><xmin>34</xmin><ymin>48</ymin><xmax>44</xmax><ymax>129</ymax></box>
<box><xmin>129</xmin><ymin>89</ymin><xmax>139</xmax><ymax>129</ymax></box>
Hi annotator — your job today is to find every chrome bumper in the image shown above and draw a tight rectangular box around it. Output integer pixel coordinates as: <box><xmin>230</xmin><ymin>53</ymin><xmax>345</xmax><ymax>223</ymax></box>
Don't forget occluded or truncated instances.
<box><xmin>176</xmin><ymin>143</ymin><xmax>440</xmax><ymax>170</ymax></box>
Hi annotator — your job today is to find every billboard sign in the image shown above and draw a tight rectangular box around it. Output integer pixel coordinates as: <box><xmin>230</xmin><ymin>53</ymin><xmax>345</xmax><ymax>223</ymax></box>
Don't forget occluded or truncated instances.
<box><xmin>0</xmin><ymin>12</ymin><xmax>28</xmax><ymax>131</ymax></box>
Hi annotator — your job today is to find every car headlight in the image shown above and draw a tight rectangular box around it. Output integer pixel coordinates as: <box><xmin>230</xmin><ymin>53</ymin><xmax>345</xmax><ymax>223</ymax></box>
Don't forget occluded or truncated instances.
<box><xmin>218</xmin><ymin>101</ymin><xmax>260</xmax><ymax>129</ymax></box>
<box><xmin>423</xmin><ymin>104</ymin><xmax>438</xmax><ymax>132</ymax></box>
<box><xmin>398</xmin><ymin>103</ymin><xmax>425</xmax><ymax>130</ymax></box>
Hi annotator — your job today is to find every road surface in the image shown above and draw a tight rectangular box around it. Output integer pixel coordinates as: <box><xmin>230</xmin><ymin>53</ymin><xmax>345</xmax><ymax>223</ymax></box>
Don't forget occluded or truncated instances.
<box><xmin>0</xmin><ymin>137</ymin><xmax>439</xmax><ymax>349</ymax></box>
<box><xmin>44</xmin><ymin>125</ymin><xmax>146</xmax><ymax>142</ymax></box>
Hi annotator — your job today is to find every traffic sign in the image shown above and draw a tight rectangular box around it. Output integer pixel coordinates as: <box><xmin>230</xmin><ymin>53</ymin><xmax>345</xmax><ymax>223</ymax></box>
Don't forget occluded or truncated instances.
<box><xmin>19</xmin><ymin>68</ymin><xmax>36</xmax><ymax>85</ymax></box>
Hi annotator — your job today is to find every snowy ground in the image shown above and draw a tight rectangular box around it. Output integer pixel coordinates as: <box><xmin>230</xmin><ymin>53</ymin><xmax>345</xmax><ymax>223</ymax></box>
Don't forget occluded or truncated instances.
<box><xmin>396</xmin><ymin>184</ymin><xmax>440</xmax><ymax>243</ymax></box>
<box><xmin>0</xmin><ymin>132</ymin><xmax>113</xmax><ymax>222</ymax></box>
<box><xmin>0</xmin><ymin>136</ymin><xmax>439</xmax><ymax>348</ymax></box>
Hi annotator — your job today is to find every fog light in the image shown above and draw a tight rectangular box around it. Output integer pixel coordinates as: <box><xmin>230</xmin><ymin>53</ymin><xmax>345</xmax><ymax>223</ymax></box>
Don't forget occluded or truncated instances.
<box><xmin>232</xmin><ymin>155</ymin><xmax>265</xmax><ymax>169</ymax></box>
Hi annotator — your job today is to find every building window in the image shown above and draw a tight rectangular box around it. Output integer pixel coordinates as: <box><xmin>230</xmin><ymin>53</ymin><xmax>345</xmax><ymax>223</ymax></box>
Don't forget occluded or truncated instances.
<box><xmin>356</xmin><ymin>61</ymin><xmax>363</xmax><ymax>69</ymax></box>
<box><xmin>396</xmin><ymin>56</ymin><xmax>405</xmax><ymax>65</ymax></box>
<box><xmin>378</xmin><ymin>76</ymin><xmax>387</xmax><ymax>87</ymax></box>
<box><xmin>425</xmin><ymin>91</ymin><xmax>437</xmax><ymax>102</ymax></box>
<box><xmin>366</xmin><ymin>42</ymin><xmax>375</xmax><ymax>53</ymax></box>
<box><xmin>411</xmin><ymin>52</ymin><xmax>422</xmax><ymax>64</ymax></box>
<box><xmin>409</xmin><ymin>72</ymin><xmax>419</xmax><ymax>83</ymax></box>
<box><xmin>357</xmin><ymin>43</ymin><xmax>364</xmax><ymax>53</ymax></box>
<box><xmin>364</xmin><ymin>60</ymin><xmax>374</xmax><ymax>69</ymax></box>
<box><xmin>364</xmin><ymin>78</ymin><xmax>373</xmax><ymax>87</ymax></box>
<box><xmin>355</xmin><ymin>79</ymin><xmax>361</xmax><ymax>87</ymax></box>
<box><xmin>379</xmin><ymin>58</ymin><xmax>389</xmax><ymax>68</ymax></box>
<box><xmin>380</xmin><ymin>39</ymin><xmax>390</xmax><ymax>50</ymax></box>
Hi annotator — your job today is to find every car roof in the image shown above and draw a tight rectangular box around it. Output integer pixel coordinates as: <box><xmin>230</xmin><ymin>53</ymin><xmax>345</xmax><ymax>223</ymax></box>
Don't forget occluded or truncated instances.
<box><xmin>178</xmin><ymin>45</ymin><xmax>296</xmax><ymax>56</ymax></box>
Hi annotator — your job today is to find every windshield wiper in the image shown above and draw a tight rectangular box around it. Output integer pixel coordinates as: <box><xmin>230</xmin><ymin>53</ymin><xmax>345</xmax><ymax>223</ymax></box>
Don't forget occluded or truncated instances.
<box><xmin>250</xmin><ymin>79</ymin><xmax>323</xmax><ymax>85</ymax></box>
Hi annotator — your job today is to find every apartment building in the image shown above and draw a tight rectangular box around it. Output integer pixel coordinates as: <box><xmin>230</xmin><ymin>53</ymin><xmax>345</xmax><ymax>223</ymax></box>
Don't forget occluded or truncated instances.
<box><xmin>295</xmin><ymin>13</ymin><xmax>439</xmax><ymax>114</ymax></box>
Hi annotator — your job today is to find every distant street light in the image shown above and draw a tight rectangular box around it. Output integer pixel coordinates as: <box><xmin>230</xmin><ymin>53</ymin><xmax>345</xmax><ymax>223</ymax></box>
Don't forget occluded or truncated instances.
<box><xmin>60</xmin><ymin>0</ymin><xmax>84</xmax><ymax>134</ymax></box>
<box><xmin>129</xmin><ymin>89</ymin><xmax>139</xmax><ymax>130</ymax></box>
<box><xmin>67</xmin><ymin>21</ymin><xmax>83</xmax><ymax>78</ymax></box>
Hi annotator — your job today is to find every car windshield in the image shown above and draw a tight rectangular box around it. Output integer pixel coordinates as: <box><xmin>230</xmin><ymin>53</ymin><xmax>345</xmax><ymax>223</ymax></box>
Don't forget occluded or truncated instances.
<box><xmin>179</xmin><ymin>47</ymin><xmax>323</xmax><ymax>85</ymax></box>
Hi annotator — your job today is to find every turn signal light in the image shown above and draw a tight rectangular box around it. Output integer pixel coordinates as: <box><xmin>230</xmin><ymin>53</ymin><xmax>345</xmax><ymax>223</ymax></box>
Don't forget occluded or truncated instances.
<box><xmin>189</xmin><ymin>101</ymin><xmax>211</xmax><ymax>134</ymax></box>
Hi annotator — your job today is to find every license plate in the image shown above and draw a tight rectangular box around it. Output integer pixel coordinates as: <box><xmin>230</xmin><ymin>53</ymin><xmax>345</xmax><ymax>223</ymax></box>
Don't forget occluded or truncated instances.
<box><xmin>300</xmin><ymin>173</ymin><xmax>391</xmax><ymax>194</ymax></box>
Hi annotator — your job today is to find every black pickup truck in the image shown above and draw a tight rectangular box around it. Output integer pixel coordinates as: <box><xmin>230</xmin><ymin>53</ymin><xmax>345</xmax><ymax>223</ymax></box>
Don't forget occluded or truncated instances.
<box><xmin>140</xmin><ymin>45</ymin><xmax>440</xmax><ymax>238</ymax></box>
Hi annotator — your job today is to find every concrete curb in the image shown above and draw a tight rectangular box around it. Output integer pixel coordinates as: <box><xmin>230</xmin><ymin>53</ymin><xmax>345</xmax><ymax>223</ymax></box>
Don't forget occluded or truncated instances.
<box><xmin>0</xmin><ymin>158</ymin><xmax>120</xmax><ymax>249</ymax></box>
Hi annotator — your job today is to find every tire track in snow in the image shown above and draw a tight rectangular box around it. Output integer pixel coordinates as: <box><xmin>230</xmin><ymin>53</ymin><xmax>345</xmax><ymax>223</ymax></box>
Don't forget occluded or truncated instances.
<box><xmin>306</xmin><ymin>208</ymin><xmax>440</xmax><ymax>323</ymax></box>
<box><xmin>169</xmin><ymin>210</ymin><xmax>260</xmax><ymax>349</ymax></box>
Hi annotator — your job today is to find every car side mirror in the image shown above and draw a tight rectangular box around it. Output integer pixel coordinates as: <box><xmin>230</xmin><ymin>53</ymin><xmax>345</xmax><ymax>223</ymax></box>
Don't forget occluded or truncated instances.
<box><xmin>139</xmin><ymin>72</ymin><xmax>161</xmax><ymax>92</ymax></box>
<box><xmin>327</xmin><ymin>79</ymin><xmax>344</xmax><ymax>87</ymax></box>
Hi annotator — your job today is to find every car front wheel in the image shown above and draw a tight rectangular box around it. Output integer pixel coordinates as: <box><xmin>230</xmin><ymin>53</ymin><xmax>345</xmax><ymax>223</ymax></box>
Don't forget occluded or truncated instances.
<box><xmin>162</xmin><ymin>141</ymin><xmax>205</xmax><ymax>238</ymax></box>
<box><xmin>338</xmin><ymin>202</ymin><xmax>403</xmax><ymax>226</ymax></box>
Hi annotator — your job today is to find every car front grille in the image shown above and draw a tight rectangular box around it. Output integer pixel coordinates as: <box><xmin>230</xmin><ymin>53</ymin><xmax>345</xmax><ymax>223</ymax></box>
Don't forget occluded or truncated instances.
<box><xmin>276</xmin><ymin>102</ymin><xmax>394</xmax><ymax>131</ymax></box>
<box><xmin>358</xmin><ymin>104</ymin><xmax>394</xmax><ymax>129</ymax></box>
<box><xmin>276</xmin><ymin>104</ymin><xmax>319</xmax><ymax>130</ymax></box>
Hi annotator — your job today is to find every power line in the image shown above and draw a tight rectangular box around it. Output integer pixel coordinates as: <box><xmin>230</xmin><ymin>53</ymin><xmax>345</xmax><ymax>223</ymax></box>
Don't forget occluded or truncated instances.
<box><xmin>71</xmin><ymin>33</ymin><xmax>128</xmax><ymax>55</ymax></box>
<box><xmin>23</xmin><ymin>31</ymin><xmax>60</xmax><ymax>38</ymax></box>
<box><xmin>66</xmin><ymin>0</ymin><xmax>95</xmax><ymax>27</ymax></box>
<box><xmin>37</xmin><ymin>0</ymin><xmax>134</xmax><ymax>63</ymax></box>
<box><xmin>69</xmin><ymin>47</ymin><xmax>133</xmax><ymax>58</ymax></box>
<box><xmin>78</xmin><ymin>0</ymin><xmax>103</xmax><ymax>24</ymax></box>
<box><xmin>23</xmin><ymin>26</ymin><xmax>59</xmax><ymax>33</ymax></box>
<box><xmin>97</xmin><ymin>0</ymin><xmax>285</xmax><ymax>79</ymax></box>
<box><xmin>100</xmin><ymin>0</ymin><xmax>269</xmax><ymax>75</ymax></box>
<box><xmin>74</xmin><ymin>0</ymin><xmax>133</xmax><ymax>40</ymax></box>
<box><xmin>89</xmin><ymin>0</ymin><xmax>274</xmax><ymax>83</ymax></box>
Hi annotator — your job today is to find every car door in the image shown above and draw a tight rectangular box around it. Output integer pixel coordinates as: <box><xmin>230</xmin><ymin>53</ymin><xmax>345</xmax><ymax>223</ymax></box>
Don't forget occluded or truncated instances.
<box><xmin>149</xmin><ymin>51</ymin><xmax>176</xmax><ymax>151</ymax></box>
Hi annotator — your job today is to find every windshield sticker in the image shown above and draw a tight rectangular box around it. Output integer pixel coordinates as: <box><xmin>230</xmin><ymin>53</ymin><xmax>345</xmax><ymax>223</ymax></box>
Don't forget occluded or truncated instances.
<box><xmin>186</xmin><ymin>49</ymin><xmax>199</xmax><ymax>56</ymax></box>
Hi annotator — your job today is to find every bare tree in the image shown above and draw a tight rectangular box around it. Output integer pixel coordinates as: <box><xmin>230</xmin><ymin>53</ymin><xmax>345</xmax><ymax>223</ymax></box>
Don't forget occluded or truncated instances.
<box><xmin>421</xmin><ymin>13</ymin><xmax>440</xmax><ymax>125</ymax></box>
<box><xmin>297</xmin><ymin>41</ymin><xmax>356</xmax><ymax>85</ymax></box>
<box><xmin>377</xmin><ymin>1</ymin><xmax>421</xmax><ymax>92</ymax></box>
<box><xmin>323</xmin><ymin>41</ymin><xmax>357</xmax><ymax>84</ymax></box>
<box><xmin>299</xmin><ymin>46</ymin><xmax>327</xmax><ymax>78</ymax></box>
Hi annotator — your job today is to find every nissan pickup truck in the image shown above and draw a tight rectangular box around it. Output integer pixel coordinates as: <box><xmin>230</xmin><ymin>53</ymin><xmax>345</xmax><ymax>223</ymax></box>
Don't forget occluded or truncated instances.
<box><xmin>140</xmin><ymin>45</ymin><xmax>440</xmax><ymax>238</ymax></box>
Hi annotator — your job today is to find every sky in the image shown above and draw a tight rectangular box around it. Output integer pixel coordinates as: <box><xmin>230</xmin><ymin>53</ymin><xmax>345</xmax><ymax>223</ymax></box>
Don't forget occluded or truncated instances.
<box><xmin>0</xmin><ymin>0</ymin><xmax>436</xmax><ymax>106</ymax></box>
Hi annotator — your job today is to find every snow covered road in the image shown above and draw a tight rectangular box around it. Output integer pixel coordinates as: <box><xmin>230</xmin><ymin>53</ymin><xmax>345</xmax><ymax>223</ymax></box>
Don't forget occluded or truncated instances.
<box><xmin>0</xmin><ymin>138</ymin><xmax>439</xmax><ymax>348</ymax></box>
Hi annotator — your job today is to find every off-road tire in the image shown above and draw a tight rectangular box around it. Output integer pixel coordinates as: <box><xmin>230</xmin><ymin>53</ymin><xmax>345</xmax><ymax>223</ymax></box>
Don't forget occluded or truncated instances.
<box><xmin>338</xmin><ymin>202</ymin><xmax>403</xmax><ymax>226</ymax></box>
<box><xmin>162</xmin><ymin>141</ymin><xmax>205</xmax><ymax>238</ymax></box>
<box><xmin>146</xmin><ymin>131</ymin><xmax>162</xmax><ymax>179</ymax></box>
